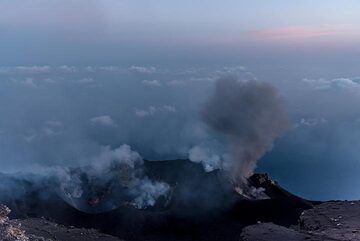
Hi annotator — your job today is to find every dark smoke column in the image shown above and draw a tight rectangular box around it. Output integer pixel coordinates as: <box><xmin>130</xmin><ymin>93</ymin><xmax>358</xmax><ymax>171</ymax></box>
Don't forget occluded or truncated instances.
<box><xmin>202</xmin><ymin>76</ymin><xmax>289</xmax><ymax>183</ymax></box>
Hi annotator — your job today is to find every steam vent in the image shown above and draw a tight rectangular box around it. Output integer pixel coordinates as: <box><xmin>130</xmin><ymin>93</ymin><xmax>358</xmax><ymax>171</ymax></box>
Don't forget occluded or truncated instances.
<box><xmin>1</xmin><ymin>160</ymin><xmax>360</xmax><ymax>240</ymax></box>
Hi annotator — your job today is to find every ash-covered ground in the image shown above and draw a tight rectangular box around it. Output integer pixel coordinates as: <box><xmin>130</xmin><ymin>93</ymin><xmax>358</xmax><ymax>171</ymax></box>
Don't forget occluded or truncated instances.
<box><xmin>2</xmin><ymin>159</ymin><xmax>358</xmax><ymax>241</ymax></box>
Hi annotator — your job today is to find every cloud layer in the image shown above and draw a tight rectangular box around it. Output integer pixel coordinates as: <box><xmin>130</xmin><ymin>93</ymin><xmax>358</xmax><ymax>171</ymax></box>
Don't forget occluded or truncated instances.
<box><xmin>1</xmin><ymin>64</ymin><xmax>360</xmax><ymax>200</ymax></box>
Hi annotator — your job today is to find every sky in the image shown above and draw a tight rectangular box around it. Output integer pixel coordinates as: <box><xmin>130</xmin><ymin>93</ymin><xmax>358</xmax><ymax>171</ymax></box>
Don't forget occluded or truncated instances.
<box><xmin>1</xmin><ymin>1</ymin><xmax>360</xmax><ymax>201</ymax></box>
<box><xmin>1</xmin><ymin>0</ymin><xmax>360</xmax><ymax>65</ymax></box>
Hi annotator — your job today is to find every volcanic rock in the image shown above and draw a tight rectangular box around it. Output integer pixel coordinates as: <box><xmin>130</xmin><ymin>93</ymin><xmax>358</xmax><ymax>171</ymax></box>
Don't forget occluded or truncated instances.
<box><xmin>241</xmin><ymin>201</ymin><xmax>360</xmax><ymax>241</ymax></box>
<box><xmin>2</xmin><ymin>159</ymin><xmax>359</xmax><ymax>241</ymax></box>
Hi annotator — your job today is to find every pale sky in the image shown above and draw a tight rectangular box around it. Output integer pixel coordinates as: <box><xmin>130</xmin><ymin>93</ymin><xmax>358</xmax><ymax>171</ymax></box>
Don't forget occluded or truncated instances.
<box><xmin>1</xmin><ymin>0</ymin><xmax>360</xmax><ymax>65</ymax></box>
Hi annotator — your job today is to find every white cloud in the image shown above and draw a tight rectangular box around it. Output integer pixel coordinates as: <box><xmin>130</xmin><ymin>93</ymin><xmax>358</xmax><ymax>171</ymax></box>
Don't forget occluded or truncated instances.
<box><xmin>216</xmin><ymin>66</ymin><xmax>257</xmax><ymax>80</ymax></box>
<box><xmin>221</xmin><ymin>66</ymin><xmax>246</xmax><ymax>73</ymax></box>
<box><xmin>141</xmin><ymin>79</ymin><xmax>162</xmax><ymax>87</ymax></box>
<box><xmin>331</xmin><ymin>77</ymin><xmax>360</xmax><ymax>89</ymax></box>
<box><xmin>130</xmin><ymin>65</ymin><xmax>157</xmax><ymax>74</ymax></box>
<box><xmin>0</xmin><ymin>66</ymin><xmax>51</xmax><ymax>74</ymax></box>
<box><xmin>295</xmin><ymin>117</ymin><xmax>327</xmax><ymax>128</ymax></box>
<box><xmin>11</xmin><ymin>77</ymin><xmax>57</xmax><ymax>88</ymax></box>
<box><xmin>22</xmin><ymin>130</ymin><xmax>38</xmax><ymax>143</ymax></box>
<box><xmin>12</xmin><ymin>78</ymin><xmax>38</xmax><ymax>88</ymax></box>
<box><xmin>185</xmin><ymin>65</ymin><xmax>255</xmax><ymax>84</ymax></box>
<box><xmin>16</xmin><ymin>66</ymin><xmax>51</xmax><ymax>74</ymax></box>
<box><xmin>161</xmin><ymin>105</ymin><xmax>176</xmax><ymax>112</ymax></box>
<box><xmin>77</xmin><ymin>78</ymin><xmax>95</xmax><ymax>84</ymax></box>
<box><xmin>42</xmin><ymin>121</ymin><xmax>63</xmax><ymax>137</ymax></box>
<box><xmin>134</xmin><ymin>109</ymin><xmax>152</xmax><ymax>117</ymax></box>
<box><xmin>134</xmin><ymin>105</ymin><xmax>176</xmax><ymax>117</ymax></box>
<box><xmin>90</xmin><ymin>115</ymin><xmax>117</xmax><ymax>127</ymax></box>
<box><xmin>42</xmin><ymin>127</ymin><xmax>58</xmax><ymax>136</ymax></box>
<box><xmin>175</xmin><ymin>67</ymin><xmax>204</xmax><ymax>75</ymax></box>
<box><xmin>99</xmin><ymin>66</ymin><xmax>126</xmax><ymax>73</ymax></box>
<box><xmin>84</xmin><ymin>66</ymin><xmax>95</xmax><ymax>72</ymax></box>
<box><xmin>21</xmin><ymin>78</ymin><xmax>38</xmax><ymax>88</ymax></box>
<box><xmin>22</xmin><ymin>121</ymin><xmax>63</xmax><ymax>142</ymax></box>
<box><xmin>74</xmin><ymin>78</ymin><xmax>103</xmax><ymax>88</ymax></box>
<box><xmin>58</xmin><ymin>65</ymin><xmax>77</xmax><ymax>73</ymax></box>
<box><xmin>190</xmin><ymin>76</ymin><xmax>217</xmax><ymax>82</ymax></box>
<box><xmin>302</xmin><ymin>77</ymin><xmax>360</xmax><ymax>91</ymax></box>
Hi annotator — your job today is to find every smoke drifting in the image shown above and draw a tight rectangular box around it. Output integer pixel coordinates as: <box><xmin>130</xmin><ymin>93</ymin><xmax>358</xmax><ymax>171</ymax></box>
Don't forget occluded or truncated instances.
<box><xmin>201</xmin><ymin>76</ymin><xmax>289</xmax><ymax>182</ymax></box>
<box><xmin>56</xmin><ymin>145</ymin><xmax>170</xmax><ymax>213</ymax></box>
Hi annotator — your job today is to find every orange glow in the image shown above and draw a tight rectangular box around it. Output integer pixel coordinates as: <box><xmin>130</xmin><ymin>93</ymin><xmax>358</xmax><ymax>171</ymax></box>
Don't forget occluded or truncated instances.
<box><xmin>249</xmin><ymin>25</ymin><xmax>358</xmax><ymax>40</ymax></box>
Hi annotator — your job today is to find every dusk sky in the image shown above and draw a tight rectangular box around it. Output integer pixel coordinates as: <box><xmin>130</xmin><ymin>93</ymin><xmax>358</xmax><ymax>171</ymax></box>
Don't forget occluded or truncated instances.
<box><xmin>1</xmin><ymin>1</ymin><xmax>360</xmax><ymax>201</ymax></box>
<box><xmin>1</xmin><ymin>0</ymin><xmax>360</xmax><ymax>65</ymax></box>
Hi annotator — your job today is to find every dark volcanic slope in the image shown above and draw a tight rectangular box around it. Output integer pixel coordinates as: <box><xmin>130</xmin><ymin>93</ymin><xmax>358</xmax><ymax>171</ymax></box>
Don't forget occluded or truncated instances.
<box><xmin>0</xmin><ymin>159</ymin><xmax>317</xmax><ymax>241</ymax></box>
<box><xmin>242</xmin><ymin>201</ymin><xmax>360</xmax><ymax>241</ymax></box>
<box><xmin>16</xmin><ymin>218</ymin><xmax>123</xmax><ymax>241</ymax></box>
<box><xmin>1</xmin><ymin>204</ymin><xmax>122</xmax><ymax>241</ymax></box>
<box><xmin>144</xmin><ymin>159</ymin><xmax>241</xmax><ymax>211</ymax></box>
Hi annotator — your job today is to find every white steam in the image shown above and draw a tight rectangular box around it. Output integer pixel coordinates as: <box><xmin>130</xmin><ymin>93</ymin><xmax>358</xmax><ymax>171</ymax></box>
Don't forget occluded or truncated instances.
<box><xmin>131</xmin><ymin>178</ymin><xmax>170</xmax><ymax>209</ymax></box>
<box><xmin>57</xmin><ymin>144</ymin><xmax>170</xmax><ymax>212</ymax></box>
<box><xmin>188</xmin><ymin>145</ymin><xmax>223</xmax><ymax>172</ymax></box>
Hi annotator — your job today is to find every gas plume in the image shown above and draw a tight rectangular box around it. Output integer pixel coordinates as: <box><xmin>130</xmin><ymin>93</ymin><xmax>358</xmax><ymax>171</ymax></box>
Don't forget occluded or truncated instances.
<box><xmin>201</xmin><ymin>76</ymin><xmax>289</xmax><ymax>182</ymax></box>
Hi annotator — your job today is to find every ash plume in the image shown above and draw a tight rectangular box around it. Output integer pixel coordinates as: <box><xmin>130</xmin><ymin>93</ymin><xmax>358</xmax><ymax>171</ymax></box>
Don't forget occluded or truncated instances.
<box><xmin>201</xmin><ymin>76</ymin><xmax>289</xmax><ymax>182</ymax></box>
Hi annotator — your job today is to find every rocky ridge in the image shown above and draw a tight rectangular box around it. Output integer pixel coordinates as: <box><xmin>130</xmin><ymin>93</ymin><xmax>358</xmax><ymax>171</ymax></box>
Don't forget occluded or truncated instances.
<box><xmin>0</xmin><ymin>204</ymin><xmax>121</xmax><ymax>241</ymax></box>
<box><xmin>241</xmin><ymin>201</ymin><xmax>360</xmax><ymax>241</ymax></box>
